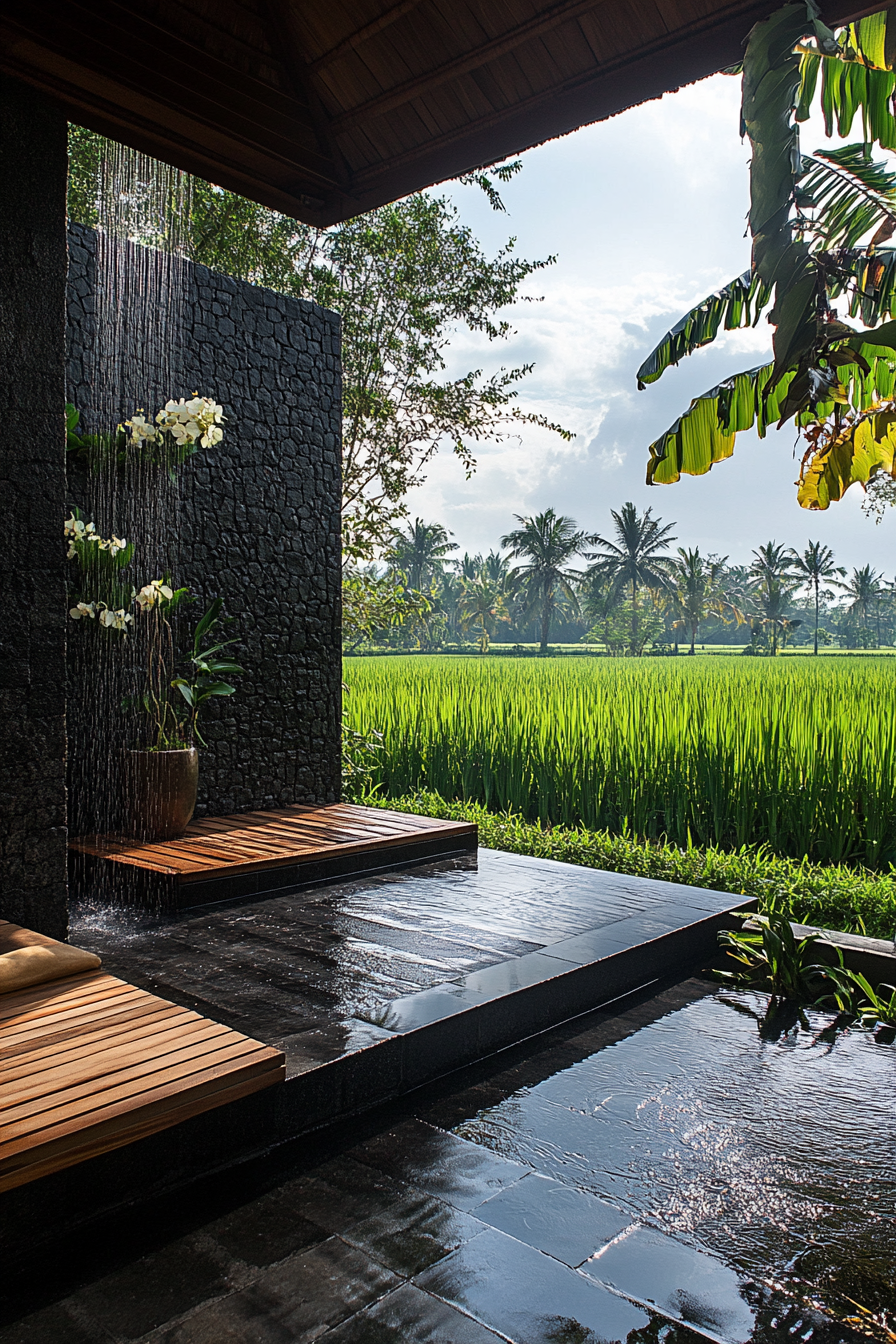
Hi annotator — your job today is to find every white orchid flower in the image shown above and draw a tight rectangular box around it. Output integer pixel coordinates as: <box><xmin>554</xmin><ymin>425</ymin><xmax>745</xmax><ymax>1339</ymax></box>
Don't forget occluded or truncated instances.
<box><xmin>99</xmin><ymin>607</ymin><xmax>132</xmax><ymax>631</ymax></box>
<box><xmin>69</xmin><ymin>602</ymin><xmax>97</xmax><ymax>620</ymax></box>
<box><xmin>123</xmin><ymin>413</ymin><xmax>157</xmax><ymax>444</ymax></box>
<box><xmin>136</xmin><ymin>578</ymin><xmax>174</xmax><ymax>610</ymax></box>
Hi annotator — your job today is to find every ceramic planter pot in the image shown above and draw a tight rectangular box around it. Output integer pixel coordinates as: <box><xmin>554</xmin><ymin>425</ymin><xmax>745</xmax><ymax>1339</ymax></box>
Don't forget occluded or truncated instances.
<box><xmin>127</xmin><ymin>748</ymin><xmax>198</xmax><ymax>841</ymax></box>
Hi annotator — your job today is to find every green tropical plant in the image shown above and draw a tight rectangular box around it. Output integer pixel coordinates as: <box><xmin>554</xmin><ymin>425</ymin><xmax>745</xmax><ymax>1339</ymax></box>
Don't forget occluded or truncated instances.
<box><xmin>788</xmin><ymin>540</ymin><xmax>844</xmax><ymax>652</ymax></box>
<box><xmin>748</xmin><ymin>542</ymin><xmax>802</xmax><ymax>654</ymax></box>
<box><xmin>837</xmin><ymin>562</ymin><xmax>884</xmax><ymax>642</ymax></box>
<box><xmin>501</xmin><ymin>509</ymin><xmax>589</xmax><ymax>653</ymax></box>
<box><xmin>585</xmin><ymin>503</ymin><xmax>676</xmax><ymax>656</ymax></box>
<box><xmin>171</xmin><ymin>599</ymin><xmax>244</xmax><ymax>748</ymax></box>
<box><xmin>716</xmin><ymin>898</ymin><xmax>833</xmax><ymax>1000</ymax></box>
<box><xmin>640</xmin><ymin>3</ymin><xmax>896</xmax><ymax>512</ymax></box>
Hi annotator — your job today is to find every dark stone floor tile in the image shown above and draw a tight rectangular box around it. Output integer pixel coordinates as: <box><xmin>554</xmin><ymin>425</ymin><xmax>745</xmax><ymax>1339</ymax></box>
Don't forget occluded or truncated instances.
<box><xmin>284</xmin><ymin>1156</ymin><xmax>408</xmax><ymax>1235</ymax></box>
<box><xmin>473</xmin><ymin>1173</ymin><xmax>633</xmax><ymax>1267</ymax></box>
<box><xmin>539</xmin><ymin>926</ymin><xmax>646</xmax><ymax>965</ymax></box>
<box><xmin>375</xmin><ymin>985</ymin><xmax>485</xmax><ymax>1033</ymax></box>
<box><xmin>69</xmin><ymin>1238</ymin><xmax>233</xmax><ymax>1341</ymax></box>
<box><xmin>342</xmin><ymin>1187</ymin><xmax>487</xmax><ymax>1276</ymax></box>
<box><xmin>279</xmin><ymin>1018</ymin><xmax>396</xmax><ymax>1066</ymax></box>
<box><xmin>415</xmin><ymin>1225</ymin><xmax>687</xmax><ymax>1344</ymax></box>
<box><xmin>349</xmin><ymin>1119</ymin><xmax>529</xmax><ymax>1210</ymax></box>
<box><xmin>0</xmin><ymin>1304</ymin><xmax>111</xmax><ymax>1344</ymax></box>
<box><xmin>157</xmin><ymin>1238</ymin><xmax>398</xmax><ymax>1344</ymax></box>
<box><xmin>584</xmin><ymin>1227</ymin><xmax>755</xmax><ymax>1344</ymax></box>
<box><xmin>322</xmin><ymin>1283</ymin><xmax>505</xmax><ymax>1342</ymax></box>
<box><xmin>458</xmin><ymin>952</ymin><xmax>578</xmax><ymax>1001</ymax></box>
<box><xmin>205</xmin><ymin>1182</ymin><xmax>330</xmax><ymax>1267</ymax></box>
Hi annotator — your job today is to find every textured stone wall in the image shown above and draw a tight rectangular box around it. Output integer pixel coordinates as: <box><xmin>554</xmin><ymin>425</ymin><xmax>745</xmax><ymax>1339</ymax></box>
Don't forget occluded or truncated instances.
<box><xmin>0</xmin><ymin>77</ymin><xmax>69</xmax><ymax>939</ymax></box>
<box><xmin>66</xmin><ymin>225</ymin><xmax>342</xmax><ymax>819</ymax></box>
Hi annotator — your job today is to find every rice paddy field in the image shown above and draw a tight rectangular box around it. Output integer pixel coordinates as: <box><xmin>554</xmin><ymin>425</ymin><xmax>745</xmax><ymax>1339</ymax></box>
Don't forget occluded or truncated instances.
<box><xmin>343</xmin><ymin>655</ymin><xmax>896</xmax><ymax>869</ymax></box>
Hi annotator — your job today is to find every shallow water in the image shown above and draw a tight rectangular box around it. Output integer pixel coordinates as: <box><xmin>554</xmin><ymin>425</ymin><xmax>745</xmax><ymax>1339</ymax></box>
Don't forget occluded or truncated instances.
<box><xmin>455</xmin><ymin>988</ymin><xmax>896</xmax><ymax>1337</ymax></box>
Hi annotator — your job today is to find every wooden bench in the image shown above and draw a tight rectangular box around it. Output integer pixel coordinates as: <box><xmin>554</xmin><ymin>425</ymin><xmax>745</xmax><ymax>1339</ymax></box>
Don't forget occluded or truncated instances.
<box><xmin>69</xmin><ymin>802</ymin><xmax>478</xmax><ymax>908</ymax></box>
<box><xmin>0</xmin><ymin>968</ymin><xmax>285</xmax><ymax>1193</ymax></box>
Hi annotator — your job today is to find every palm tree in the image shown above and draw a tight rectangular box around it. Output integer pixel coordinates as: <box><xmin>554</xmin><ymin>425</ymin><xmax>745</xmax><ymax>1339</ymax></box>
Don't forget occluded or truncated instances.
<box><xmin>749</xmin><ymin>542</ymin><xmax>800</xmax><ymax>654</ymax></box>
<box><xmin>500</xmin><ymin>509</ymin><xmax>588</xmax><ymax>653</ymax></box>
<box><xmin>585</xmin><ymin>502</ymin><xmax>677</xmax><ymax>656</ymax></box>
<box><xmin>838</xmin><ymin>565</ymin><xmax>883</xmax><ymax>645</ymax></box>
<box><xmin>788</xmin><ymin>541</ymin><xmax>843</xmax><ymax>655</ymax></box>
<box><xmin>436</xmin><ymin>568</ymin><xmax>463</xmax><ymax>644</ymax></box>
<box><xmin>458</xmin><ymin>575</ymin><xmax>509</xmax><ymax>651</ymax></box>
<box><xmin>480</xmin><ymin>550</ymin><xmax>510</xmax><ymax>585</ymax></box>
<box><xmin>667</xmin><ymin>548</ymin><xmax>731</xmax><ymax>654</ymax></box>
<box><xmin>390</xmin><ymin>518</ymin><xmax>458</xmax><ymax>590</ymax></box>
<box><xmin>458</xmin><ymin>551</ymin><xmax>483</xmax><ymax>581</ymax></box>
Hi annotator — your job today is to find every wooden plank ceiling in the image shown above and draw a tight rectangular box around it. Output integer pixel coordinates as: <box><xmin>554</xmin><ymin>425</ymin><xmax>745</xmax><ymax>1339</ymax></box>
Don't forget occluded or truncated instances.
<box><xmin>0</xmin><ymin>0</ymin><xmax>881</xmax><ymax>224</ymax></box>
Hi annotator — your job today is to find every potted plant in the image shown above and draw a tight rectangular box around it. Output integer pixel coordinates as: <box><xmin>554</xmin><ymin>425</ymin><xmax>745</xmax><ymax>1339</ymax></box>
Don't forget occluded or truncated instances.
<box><xmin>127</xmin><ymin>586</ymin><xmax>243</xmax><ymax>840</ymax></box>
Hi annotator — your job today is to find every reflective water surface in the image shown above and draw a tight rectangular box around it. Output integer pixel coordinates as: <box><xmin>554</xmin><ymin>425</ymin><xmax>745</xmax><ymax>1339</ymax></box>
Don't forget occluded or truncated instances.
<box><xmin>455</xmin><ymin>988</ymin><xmax>896</xmax><ymax>1339</ymax></box>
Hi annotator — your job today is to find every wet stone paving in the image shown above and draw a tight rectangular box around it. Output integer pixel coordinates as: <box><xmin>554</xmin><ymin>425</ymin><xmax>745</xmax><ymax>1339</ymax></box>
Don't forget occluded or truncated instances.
<box><xmin>69</xmin><ymin>849</ymin><xmax>743</xmax><ymax>1078</ymax></box>
<box><xmin>2</xmin><ymin>974</ymin><xmax>889</xmax><ymax>1343</ymax></box>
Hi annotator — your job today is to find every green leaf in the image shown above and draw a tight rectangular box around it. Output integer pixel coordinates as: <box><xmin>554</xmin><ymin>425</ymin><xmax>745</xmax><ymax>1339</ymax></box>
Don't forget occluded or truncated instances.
<box><xmin>172</xmin><ymin>680</ymin><xmax>195</xmax><ymax>707</ymax></box>
<box><xmin>798</xmin><ymin>145</ymin><xmax>896</xmax><ymax>249</ymax></box>
<box><xmin>646</xmin><ymin>363</ymin><xmax>795</xmax><ymax>485</ymax></box>
<box><xmin>200</xmin><ymin>682</ymin><xmax>236</xmax><ymax>697</ymax></box>
<box><xmin>636</xmin><ymin>271</ymin><xmax>772</xmax><ymax>388</ymax></box>
<box><xmin>798</xmin><ymin>405</ymin><xmax>896</xmax><ymax>508</ymax></box>
<box><xmin>193</xmin><ymin>598</ymin><xmax>223</xmax><ymax>651</ymax></box>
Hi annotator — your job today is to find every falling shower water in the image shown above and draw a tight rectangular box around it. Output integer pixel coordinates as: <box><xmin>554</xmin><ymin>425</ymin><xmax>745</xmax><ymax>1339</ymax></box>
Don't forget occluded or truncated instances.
<box><xmin>67</xmin><ymin>139</ymin><xmax>192</xmax><ymax>900</ymax></box>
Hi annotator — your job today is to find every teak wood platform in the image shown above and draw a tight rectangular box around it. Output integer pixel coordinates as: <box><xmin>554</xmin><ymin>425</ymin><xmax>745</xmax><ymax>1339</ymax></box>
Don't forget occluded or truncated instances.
<box><xmin>69</xmin><ymin>803</ymin><xmax>478</xmax><ymax>909</ymax></box>
<box><xmin>0</xmin><ymin>965</ymin><xmax>285</xmax><ymax>1193</ymax></box>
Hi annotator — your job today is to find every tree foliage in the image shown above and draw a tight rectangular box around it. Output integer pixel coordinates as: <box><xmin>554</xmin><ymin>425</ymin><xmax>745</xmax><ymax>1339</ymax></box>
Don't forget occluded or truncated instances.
<box><xmin>640</xmin><ymin>3</ymin><xmax>896</xmax><ymax>510</ymax></box>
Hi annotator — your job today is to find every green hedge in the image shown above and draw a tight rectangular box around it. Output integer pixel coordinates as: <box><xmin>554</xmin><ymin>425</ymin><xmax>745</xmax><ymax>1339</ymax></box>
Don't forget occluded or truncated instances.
<box><xmin>372</xmin><ymin>792</ymin><xmax>896</xmax><ymax>940</ymax></box>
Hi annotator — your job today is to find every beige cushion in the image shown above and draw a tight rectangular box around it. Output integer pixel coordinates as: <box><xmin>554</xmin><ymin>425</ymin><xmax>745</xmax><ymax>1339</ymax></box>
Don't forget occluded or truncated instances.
<box><xmin>0</xmin><ymin>921</ymin><xmax>101</xmax><ymax>994</ymax></box>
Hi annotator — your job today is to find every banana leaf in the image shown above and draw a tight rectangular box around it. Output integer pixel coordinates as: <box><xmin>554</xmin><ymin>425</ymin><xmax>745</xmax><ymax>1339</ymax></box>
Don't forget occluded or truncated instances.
<box><xmin>798</xmin><ymin>144</ymin><xmax>896</xmax><ymax>249</ymax></box>
<box><xmin>798</xmin><ymin>407</ymin><xmax>896</xmax><ymax>508</ymax></box>
<box><xmin>636</xmin><ymin>272</ymin><xmax>772</xmax><ymax>388</ymax></box>
<box><xmin>646</xmin><ymin>364</ymin><xmax>793</xmax><ymax>484</ymax></box>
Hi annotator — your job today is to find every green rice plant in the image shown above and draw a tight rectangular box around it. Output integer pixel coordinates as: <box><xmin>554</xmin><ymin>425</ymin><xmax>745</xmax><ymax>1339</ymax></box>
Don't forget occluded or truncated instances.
<box><xmin>344</xmin><ymin>655</ymin><xmax>896</xmax><ymax>867</ymax></box>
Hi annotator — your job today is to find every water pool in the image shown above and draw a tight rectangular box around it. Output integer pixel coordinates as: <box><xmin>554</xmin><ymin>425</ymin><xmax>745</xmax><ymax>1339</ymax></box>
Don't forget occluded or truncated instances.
<box><xmin>454</xmin><ymin>985</ymin><xmax>896</xmax><ymax>1341</ymax></box>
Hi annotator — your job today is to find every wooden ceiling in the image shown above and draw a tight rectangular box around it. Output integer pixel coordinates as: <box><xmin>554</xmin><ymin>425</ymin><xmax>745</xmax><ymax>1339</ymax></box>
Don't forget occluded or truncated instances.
<box><xmin>0</xmin><ymin>0</ymin><xmax>881</xmax><ymax>224</ymax></box>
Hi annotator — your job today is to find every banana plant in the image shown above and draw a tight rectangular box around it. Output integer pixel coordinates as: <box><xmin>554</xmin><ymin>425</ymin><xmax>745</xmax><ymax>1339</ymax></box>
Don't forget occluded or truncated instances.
<box><xmin>172</xmin><ymin>598</ymin><xmax>244</xmax><ymax>747</ymax></box>
<box><xmin>641</xmin><ymin>3</ymin><xmax>896</xmax><ymax>511</ymax></box>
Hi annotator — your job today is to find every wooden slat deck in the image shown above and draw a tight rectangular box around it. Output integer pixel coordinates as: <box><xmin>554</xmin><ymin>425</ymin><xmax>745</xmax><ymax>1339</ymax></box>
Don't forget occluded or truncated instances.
<box><xmin>69</xmin><ymin>802</ymin><xmax>477</xmax><ymax>886</ymax></box>
<box><xmin>0</xmin><ymin>969</ymin><xmax>285</xmax><ymax>1193</ymax></box>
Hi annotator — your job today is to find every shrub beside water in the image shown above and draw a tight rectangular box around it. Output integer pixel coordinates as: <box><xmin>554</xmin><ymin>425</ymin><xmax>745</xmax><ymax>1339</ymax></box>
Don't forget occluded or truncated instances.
<box><xmin>345</xmin><ymin>655</ymin><xmax>896</xmax><ymax>868</ymax></box>
<box><xmin>371</xmin><ymin>792</ymin><xmax>896</xmax><ymax>940</ymax></box>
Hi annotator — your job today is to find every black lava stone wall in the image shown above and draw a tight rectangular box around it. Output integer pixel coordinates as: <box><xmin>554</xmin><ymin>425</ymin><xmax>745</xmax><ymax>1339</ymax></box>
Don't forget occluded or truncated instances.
<box><xmin>0</xmin><ymin>78</ymin><xmax>69</xmax><ymax>939</ymax></box>
<box><xmin>66</xmin><ymin>224</ymin><xmax>342</xmax><ymax>818</ymax></box>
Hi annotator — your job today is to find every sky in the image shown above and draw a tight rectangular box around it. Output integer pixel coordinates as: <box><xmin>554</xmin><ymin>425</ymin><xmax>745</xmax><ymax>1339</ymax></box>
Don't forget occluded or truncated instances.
<box><xmin>407</xmin><ymin>72</ymin><xmax>896</xmax><ymax>574</ymax></box>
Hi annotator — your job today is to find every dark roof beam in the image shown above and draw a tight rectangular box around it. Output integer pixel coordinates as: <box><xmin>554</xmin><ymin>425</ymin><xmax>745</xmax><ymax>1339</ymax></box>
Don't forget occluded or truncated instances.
<box><xmin>327</xmin><ymin>0</ymin><xmax>613</xmax><ymax>134</ymax></box>
<box><xmin>307</xmin><ymin>0</ymin><xmax>427</xmax><ymax>75</ymax></box>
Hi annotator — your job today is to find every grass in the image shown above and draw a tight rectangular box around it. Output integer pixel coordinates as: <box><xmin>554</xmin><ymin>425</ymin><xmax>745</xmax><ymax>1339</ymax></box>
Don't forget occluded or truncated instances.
<box><xmin>344</xmin><ymin>654</ymin><xmax>896</xmax><ymax>868</ymax></box>
<box><xmin>370</xmin><ymin>792</ymin><xmax>896</xmax><ymax>940</ymax></box>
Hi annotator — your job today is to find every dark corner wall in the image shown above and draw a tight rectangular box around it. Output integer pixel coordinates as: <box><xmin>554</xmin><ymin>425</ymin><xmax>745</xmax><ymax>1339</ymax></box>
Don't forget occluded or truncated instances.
<box><xmin>0</xmin><ymin>76</ymin><xmax>69</xmax><ymax>939</ymax></box>
<box><xmin>66</xmin><ymin>225</ymin><xmax>343</xmax><ymax>818</ymax></box>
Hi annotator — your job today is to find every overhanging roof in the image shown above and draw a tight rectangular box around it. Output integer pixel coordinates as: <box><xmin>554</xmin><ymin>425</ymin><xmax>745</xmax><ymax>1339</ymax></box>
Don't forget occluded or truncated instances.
<box><xmin>0</xmin><ymin>0</ymin><xmax>881</xmax><ymax>225</ymax></box>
